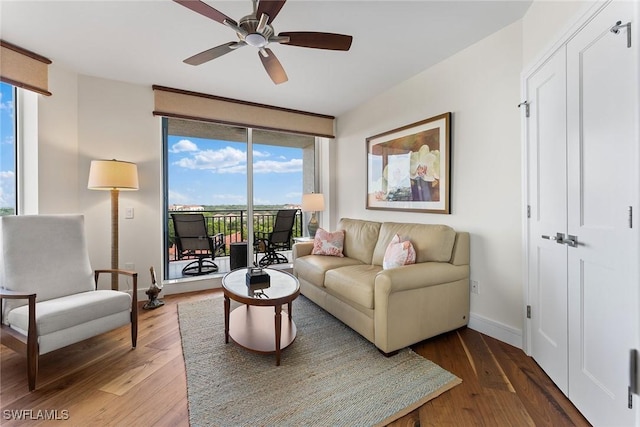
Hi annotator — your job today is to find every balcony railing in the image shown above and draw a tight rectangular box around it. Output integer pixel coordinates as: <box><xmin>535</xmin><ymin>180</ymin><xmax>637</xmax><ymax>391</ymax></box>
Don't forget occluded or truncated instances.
<box><xmin>168</xmin><ymin>209</ymin><xmax>303</xmax><ymax>261</ymax></box>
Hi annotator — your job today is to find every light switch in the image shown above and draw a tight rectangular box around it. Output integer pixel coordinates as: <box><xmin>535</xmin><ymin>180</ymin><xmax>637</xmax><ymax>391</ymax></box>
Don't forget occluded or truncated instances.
<box><xmin>125</xmin><ymin>207</ymin><xmax>134</xmax><ymax>219</ymax></box>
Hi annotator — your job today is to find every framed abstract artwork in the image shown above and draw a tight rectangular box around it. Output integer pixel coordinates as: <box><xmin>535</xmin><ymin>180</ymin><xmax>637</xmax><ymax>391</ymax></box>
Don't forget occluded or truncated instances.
<box><xmin>366</xmin><ymin>112</ymin><xmax>451</xmax><ymax>213</ymax></box>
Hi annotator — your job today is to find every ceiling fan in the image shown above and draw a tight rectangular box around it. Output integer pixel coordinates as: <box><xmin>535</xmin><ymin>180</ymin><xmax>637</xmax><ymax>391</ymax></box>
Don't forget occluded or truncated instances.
<box><xmin>173</xmin><ymin>0</ymin><xmax>353</xmax><ymax>84</ymax></box>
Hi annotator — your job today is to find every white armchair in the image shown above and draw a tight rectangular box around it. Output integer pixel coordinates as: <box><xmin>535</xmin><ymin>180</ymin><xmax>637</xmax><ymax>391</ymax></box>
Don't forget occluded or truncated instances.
<box><xmin>0</xmin><ymin>214</ymin><xmax>138</xmax><ymax>391</ymax></box>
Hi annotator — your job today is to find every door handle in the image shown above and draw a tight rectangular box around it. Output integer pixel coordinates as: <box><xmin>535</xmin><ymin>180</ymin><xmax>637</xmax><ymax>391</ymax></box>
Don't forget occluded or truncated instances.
<box><xmin>542</xmin><ymin>232</ymin><xmax>565</xmax><ymax>243</ymax></box>
<box><xmin>564</xmin><ymin>235</ymin><xmax>578</xmax><ymax>247</ymax></box>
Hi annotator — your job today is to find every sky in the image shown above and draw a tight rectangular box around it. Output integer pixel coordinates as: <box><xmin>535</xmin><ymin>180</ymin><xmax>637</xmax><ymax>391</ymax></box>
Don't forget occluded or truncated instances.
<box><xmin>0</xmin><ymin>82</ymin><xmax>15</xmax><ymax>210</ymax></box>
<box><xmin>168</xmin><ymin>135</ymin><xmax>304</xmax><ymax>207</ymax></box>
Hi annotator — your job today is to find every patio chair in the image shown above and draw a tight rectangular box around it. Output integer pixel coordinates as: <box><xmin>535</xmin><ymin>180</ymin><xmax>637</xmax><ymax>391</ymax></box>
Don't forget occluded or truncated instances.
<box><xmin>172</xmin><ymin>213</ymin><xmax>225</xmax><ymax>276</ymax></box>
<box><xmin>254</xmin><ymin>209</ymin><xmax>298</xmax><ymax>267</ymax></box>
<box><xmin>0</xmin><ymin>214</ymin><xmax>138</xmax><ymax>391</ymax></box>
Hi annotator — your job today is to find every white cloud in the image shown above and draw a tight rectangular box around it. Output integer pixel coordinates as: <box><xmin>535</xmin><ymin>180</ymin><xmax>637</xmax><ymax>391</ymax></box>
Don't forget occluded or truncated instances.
<box><xmin>170</xmin><ymin>139</ymin><xmax>199</xmax><ymax>153</ymax></box>
<box><xmin>0</xmin><ymin>170</ymin><xmax>16</xmax><ymax>208</ymax></box>
<box><xmin>172</xmin><ymin>144</ymin><xmax>302</xmax><ymax>177</ymax></box>
<box><xmin>175</xmin><ymin>146</ymin><xmax>246</xmax><ymax>171</ymax></box>
<box><xmin>253</xmin><ymin>158</ymin><xmax>303</xmax><ymax>174</ymax></box>
<box><xmin>0</xmin><ymin>93</ymin><xmax>14</xmax><ymax>119</ymax></box>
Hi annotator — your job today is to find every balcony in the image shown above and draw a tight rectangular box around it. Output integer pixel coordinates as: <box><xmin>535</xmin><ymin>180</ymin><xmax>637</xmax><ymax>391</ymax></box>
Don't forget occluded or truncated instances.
<box><xmin>167</xmin><ymin>209</ymin><xmax>304</xmax><ymax>280</ymax></box>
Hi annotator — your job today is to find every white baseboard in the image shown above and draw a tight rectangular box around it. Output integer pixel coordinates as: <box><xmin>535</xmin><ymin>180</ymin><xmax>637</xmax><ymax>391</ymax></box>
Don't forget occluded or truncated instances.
<box><xmin>468</xmin><ymin>312</ymin><xmax>523</xmax><ymax>349</ymax></box>
<box><xmin>162</xmin><ymin>277</ymin><xmax>222</xmax><ymax>295</ymax></box>
<box><xmin>136</xmin><ymin>276</ymin><xmax>222</xmax><ymax>301</ymax></box>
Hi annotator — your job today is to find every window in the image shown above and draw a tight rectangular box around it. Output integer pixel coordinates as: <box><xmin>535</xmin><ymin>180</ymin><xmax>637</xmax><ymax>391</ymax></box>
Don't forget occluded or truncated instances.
<box><xmin>163</xmin><ymin>118</ymin><xmax>316</xmax><ymax>280</ymax></box>
<box><xmin>0</xmin><ymin>82</ymin><xmax>16</xmax><ymax>216</ymax></box>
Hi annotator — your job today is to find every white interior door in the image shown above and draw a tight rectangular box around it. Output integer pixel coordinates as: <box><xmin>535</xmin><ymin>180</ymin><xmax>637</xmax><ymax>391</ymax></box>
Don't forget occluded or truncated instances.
<box><xmin>526</xmin><ymin>47</ymin><xmax>569</xmax><ymax>395</ymax></box>
<box><xmin>566</xmin><ymin>1</ymin><xmax>639</xmax><ymax>425</ymax></box>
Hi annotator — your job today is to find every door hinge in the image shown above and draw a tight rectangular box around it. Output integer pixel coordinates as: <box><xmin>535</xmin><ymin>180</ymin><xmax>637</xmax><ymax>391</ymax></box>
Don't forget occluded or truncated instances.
<box><xmin>526</xmin><ymin>305</ymin><xmax>531</xmax><ymax>319</ymax></box>
<box><xmin>518</xmin><ymin>101</ymin><xmax>530</xmax><ymax>117</ymax></box>
<box><xmin>611</xmin><ymin>21</ymin><xmax>632</xmax><ymax>48</ymax></box>
<box><xmin>630</xmin><ymin>349</ymin><xmax>639</xmax><ymax>409</ymax></box>
<box><xmin>628</xmin><ymin>206</ymin><xmax>633</xmax><ymax>229</ymax></box>
<box><xmin>527</xmin><ymin>205</ymin><xmax>531</xmax><ymax>218</ymax></box>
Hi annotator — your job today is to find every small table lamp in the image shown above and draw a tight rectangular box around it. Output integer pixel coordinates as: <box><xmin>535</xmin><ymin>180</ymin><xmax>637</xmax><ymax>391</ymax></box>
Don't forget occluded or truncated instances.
<box><xmin>302</xmin><ymin>193</ymin><xmax>325</xmax><ymax>238</ymax></box>
<box><xmin>88</xmin><ymin>159</ymin><xmax>139</xmax><ymax>290</ymax></box>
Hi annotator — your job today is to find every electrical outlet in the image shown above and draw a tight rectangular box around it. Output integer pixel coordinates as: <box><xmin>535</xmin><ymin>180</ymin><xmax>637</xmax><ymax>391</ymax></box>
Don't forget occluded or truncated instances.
<box><xmin>125</xmin><ymin>207</ymin><xmax>134</xmax><ymax>219</ymax></box>
<box><xmin>471</xmin><ymin>280</ymin><xmax>479</xmax><ymax>294</ymax></box>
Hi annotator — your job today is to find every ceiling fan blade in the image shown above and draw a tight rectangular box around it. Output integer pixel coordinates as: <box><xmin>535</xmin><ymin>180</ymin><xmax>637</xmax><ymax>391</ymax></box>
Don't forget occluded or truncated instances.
<box><xmin>278</xmin><ymin>32</ymin><xmax>353</xmax><ymax>51</ymax></box>
<box><xmin>258</xmin><ymin>48</ymin><xmax>288</xmax><ymax>85</ymax></box>
<box><xmin>173</xmin><ymin>0</ymin><xmax>236</xmax><ymax>26</ymax></box>
<box><xmin>184</xmin><ymin>42</ymin><xmax>244</xmax><ymax>65</ymax></box>
<box><xmin>256</xmin><ymin>0</ymin><xmax>287</xmax><ymax>25</ymax></box>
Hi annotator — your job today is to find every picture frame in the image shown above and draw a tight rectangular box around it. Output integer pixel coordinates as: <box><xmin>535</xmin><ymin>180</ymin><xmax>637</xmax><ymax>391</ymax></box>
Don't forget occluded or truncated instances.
<box><xmin>366</xmin><ymin>112</ymin><xmax>451</xmax><ymax>213</ymax></box>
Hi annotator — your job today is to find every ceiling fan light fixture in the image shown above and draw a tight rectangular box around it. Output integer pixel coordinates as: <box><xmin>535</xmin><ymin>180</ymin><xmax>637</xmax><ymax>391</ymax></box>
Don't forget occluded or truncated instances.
<box><xmin>174</xmin><ymin>0</ymin><xmax>353</xmax><ymax>84</ymax></box>
<box><xmin>245</xmin><ymin>33</ymin><xmax>268</xmax><ymax>47</ymax></box>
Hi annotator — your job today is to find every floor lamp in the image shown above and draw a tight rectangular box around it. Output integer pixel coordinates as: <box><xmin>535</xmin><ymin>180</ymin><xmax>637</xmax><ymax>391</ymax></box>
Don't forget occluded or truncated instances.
<box><xmin>88</xmin><ymin>159</ymin><xmax>139</xmax><ymax>290</ymax></box>
<box><xmin>302</xmin><ymin>193</ymin><xmax>325</xmax><ymax>238</ymax></box>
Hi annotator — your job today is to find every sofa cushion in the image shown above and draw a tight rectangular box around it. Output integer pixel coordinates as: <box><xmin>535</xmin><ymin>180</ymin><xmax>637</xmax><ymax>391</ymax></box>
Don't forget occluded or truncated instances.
<box><xmin>337</xmin><ymin>218</ymin><xmax>381</xmax><ymax>264</ymax></box>
<box><xmin>7</xmin><ymin>290</ymin><xmax>131</xmax><ymax>336</ymax></box>
<box><xmin>324</xmin><ymin>264</ymin><xmax>382</xmax><ymax>309</ymax></box>
<box><xmin>312</xmin><ymin>228</ymin><xmax>345</xmax><ymax>257</ymax></box>
<box><xmin>295</xmin><ymin>255</ymin><xmax>364</xmax><ymax>288</ymax></box>
<box><xmin>372</xmin><ymin>222</ymin><xmax>457</xmax><ymax>265</ymax></box>
<box><xmin>383</xmin><ymin>234</ymin><xmax>417</xmax><ymax>269</ymax></box>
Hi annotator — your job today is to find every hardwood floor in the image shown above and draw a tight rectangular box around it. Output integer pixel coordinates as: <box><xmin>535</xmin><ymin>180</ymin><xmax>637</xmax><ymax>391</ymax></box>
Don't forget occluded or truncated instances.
<box><xmin>1</xmin><ymin>290</ymin><xmax>590</xmax><ymax>426</ymax></box>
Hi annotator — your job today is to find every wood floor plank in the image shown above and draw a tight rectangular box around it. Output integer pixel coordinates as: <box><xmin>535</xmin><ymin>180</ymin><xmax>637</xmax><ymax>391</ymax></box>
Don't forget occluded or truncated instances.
<box><xmin>457</xmin><ymin>328</ymin><xmax>514</xmax><ymax>393</ymax></box>
<box><xmin>1</xmin><ymin>291</ymin><xmax>592</xmax><ymax>426</ymax></box>
<box><xmin>99</xmin><ymin>341</ymin><xmax>182</xmax><ymax>396</ymax></box>
<box><xmin>414</xmin><ymin>330</ymin><xmax>501</xmax><ymax>426</ymax></box>
<box><xmin>98</xmin><ymin>355</ymin><xmax>188</xmax><ymax>426</ymax></box>
<box><xmin>483</xmin><ymin>335</ymin><xmax>590</xmax><ymax>427</ymax></box>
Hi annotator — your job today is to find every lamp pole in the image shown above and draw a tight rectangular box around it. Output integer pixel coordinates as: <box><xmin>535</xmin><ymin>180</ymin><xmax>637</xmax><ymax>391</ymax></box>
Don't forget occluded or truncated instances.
<box><xmin>110</xmin><ymin>188</ymin><xmax>119</xmax><ymax>290</ymax></box>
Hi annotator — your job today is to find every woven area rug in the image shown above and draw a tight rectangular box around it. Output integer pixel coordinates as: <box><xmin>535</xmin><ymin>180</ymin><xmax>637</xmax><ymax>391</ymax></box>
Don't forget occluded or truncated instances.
<box><xmin>178</xmin><ymin>295</ymin><xmax>461</xmax><ymax>426</ymax></box>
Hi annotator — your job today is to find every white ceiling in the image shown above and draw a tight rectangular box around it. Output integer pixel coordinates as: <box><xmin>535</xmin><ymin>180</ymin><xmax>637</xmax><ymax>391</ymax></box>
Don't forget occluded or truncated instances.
<box><xmin>0</xmin><ymin>0</ymin><xmax>531</xmax><ymax>117</ymax></box>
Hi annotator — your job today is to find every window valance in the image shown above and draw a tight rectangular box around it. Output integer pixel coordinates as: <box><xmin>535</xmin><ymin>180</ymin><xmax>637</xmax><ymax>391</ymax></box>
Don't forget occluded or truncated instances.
<box><xmin>0</xmin><ymin>40</ymin><xmax>52</xmax><ymax>96</ymax></box>
<box><xmin>152</xmin><ymin>85</ymin><xmax>334</xmax><ymax>138</ymax></box>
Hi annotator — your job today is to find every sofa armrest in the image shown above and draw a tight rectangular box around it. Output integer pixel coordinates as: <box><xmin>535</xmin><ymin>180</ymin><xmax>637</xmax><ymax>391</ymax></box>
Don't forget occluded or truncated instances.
<box><xmin>373</xmin><ymin>262</ymin><xmax>470</xmax><ymax>353</ymax></box>
<box><xmin>375</xmin><ymin>262</ymin><xmax>469</xmax><ymax>295</ymax></box>
<box><xmin>292</xmin><ymin>242</ymin><xmax>314</xmax><ymax>260</ymax></box>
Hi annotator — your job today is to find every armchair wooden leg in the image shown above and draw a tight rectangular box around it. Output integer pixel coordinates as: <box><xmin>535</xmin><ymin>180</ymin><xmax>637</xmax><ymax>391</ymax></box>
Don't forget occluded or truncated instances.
<box><xmin>27</xmin><ymin>294</ymin><xmax>38</xmax><ymax>391</ymax></box>
<box><xmin>131</xmin><ymin>312</ymin><xmax>138</xmax><ymax>348</ymax></box>
<box><xmin>131</xmin><ymin>275</ymin><xmax>138</xmax><ymax>348</ymax></box>
<box><xmin>27</xmin><ymin>352</ymin><xmax>38</xmax><ymax>392</ymax></box>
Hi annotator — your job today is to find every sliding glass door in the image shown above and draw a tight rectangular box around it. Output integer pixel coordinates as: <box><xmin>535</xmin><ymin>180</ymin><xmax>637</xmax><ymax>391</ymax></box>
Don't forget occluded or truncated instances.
<box><xmin>163</xmin><ymin>118</ymin><xmax>315</xmax><ymax>281</ymax></box>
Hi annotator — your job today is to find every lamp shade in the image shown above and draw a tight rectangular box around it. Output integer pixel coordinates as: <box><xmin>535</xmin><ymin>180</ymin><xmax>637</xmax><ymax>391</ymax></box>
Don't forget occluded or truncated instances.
<box><xmin>302</xmin><ymin>193</ymin><xmax>325</xmax><ymax>212</ymax></box>
<box><xmin>88</xmin><ymin>159</ymin><xmax>139</xmax><ymax>191</ymax></box>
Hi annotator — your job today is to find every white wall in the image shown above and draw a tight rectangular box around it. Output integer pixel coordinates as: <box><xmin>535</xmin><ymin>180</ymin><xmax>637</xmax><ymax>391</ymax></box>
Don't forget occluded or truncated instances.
<box><xmin>335</xmin><ymin>21</ymin><xmax>524</xmax><ymax>346</ymax></box>
<box><xmin>521</xmin><ymin>0</ymin><xmax>594</xmax><ymax>68</ymax></box>
<box><xmin>37</xmin><ymin>64</ymin><xmax>79</xmax><ymax>214</ymax></box>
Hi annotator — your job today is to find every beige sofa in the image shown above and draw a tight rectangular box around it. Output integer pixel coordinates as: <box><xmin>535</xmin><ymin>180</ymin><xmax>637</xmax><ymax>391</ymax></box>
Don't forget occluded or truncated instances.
<box><xmin>292</xmin><ymin>218</ymin><xmax>470</xmax><ymax>354</ymax></box>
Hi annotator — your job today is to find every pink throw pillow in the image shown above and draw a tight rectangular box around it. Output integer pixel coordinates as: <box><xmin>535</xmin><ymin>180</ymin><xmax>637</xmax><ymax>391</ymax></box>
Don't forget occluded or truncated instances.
<box><xmin>383</xmin><ymin>234</ymin><xmax>416</xmax><ymax>269</ymax></box>
<box><xmin>312</xmin><ymin>228</ymin><xmax>345</xmax><ymax>257</ymax></box>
